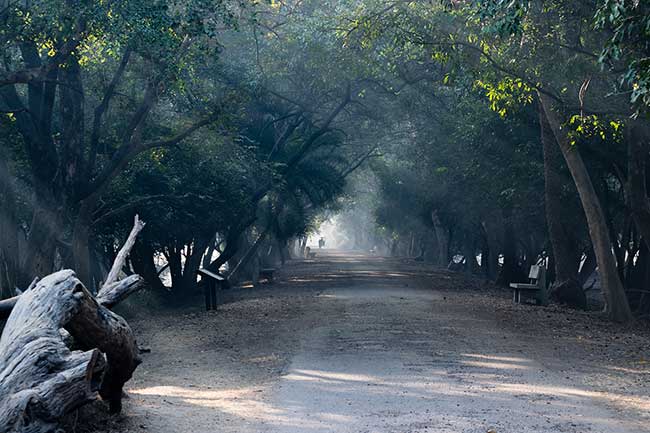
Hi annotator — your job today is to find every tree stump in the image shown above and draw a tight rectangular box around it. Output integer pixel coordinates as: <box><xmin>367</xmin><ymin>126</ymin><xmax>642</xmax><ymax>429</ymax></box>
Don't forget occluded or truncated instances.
<box><xmin>0</xmin><ymin>270</ymin><xmax>143</xmax><ymax>433</ymax></box>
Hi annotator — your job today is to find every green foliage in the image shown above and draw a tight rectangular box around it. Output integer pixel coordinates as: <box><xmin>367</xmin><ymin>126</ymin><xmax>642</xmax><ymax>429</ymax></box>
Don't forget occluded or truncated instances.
<box><xmin>1</xmin><ymin>0</ymin><xmax>644</xmax><ymax>294</ymax></box>
<box><xmin>596</xmin><ymin>0</ymin><xmax>650</xmax><ymax>111</ymax></box>
<box><xmin>475</xmin><ymin>77</ymin><xmax>534</xmax><ymax>117</ymax></box>
<box><xmin>567</xmin><ymin>115</ymin><xmax>623</xmax><ymax>146</ymax></box>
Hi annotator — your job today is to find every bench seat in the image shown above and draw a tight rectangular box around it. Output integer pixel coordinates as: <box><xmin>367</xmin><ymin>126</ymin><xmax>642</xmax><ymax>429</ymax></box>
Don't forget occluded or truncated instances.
<box><xmin>510</xmin><ymin>265</ymin><xmax>548</xmax><ymax>305</ymax></box>
<box><xmin>509</xmin><ymin>283</ymin><xmax>540</xmax><ymax>290</ymax></box>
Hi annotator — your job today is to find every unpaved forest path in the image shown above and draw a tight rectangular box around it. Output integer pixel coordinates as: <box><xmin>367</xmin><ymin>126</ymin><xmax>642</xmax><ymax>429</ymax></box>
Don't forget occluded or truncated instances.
<box><xmin>92</xmin><ymin>251</ymin><xmax>650</xmax><ymax>433</ymax></box>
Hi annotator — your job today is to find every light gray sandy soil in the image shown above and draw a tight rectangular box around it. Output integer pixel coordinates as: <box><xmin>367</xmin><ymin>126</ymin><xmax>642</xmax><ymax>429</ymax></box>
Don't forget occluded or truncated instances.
<box><xmin>75</xmin><ymin>250</ymin><xmax>650</xmax><ymax>433</ymax></box>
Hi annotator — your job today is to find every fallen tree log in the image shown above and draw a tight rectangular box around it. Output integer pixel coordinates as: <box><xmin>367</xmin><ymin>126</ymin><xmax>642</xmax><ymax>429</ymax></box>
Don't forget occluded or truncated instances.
<box><xmin>0</xmin><ymin>216</ymin><xmax>147</xmax><ymax>432</ymax></box>
<box><xmin>0</xmin><ymin>270</ymin><xmax>143</xmax><ymax>432</ymax></box>
<box><xmin>0</xmin><ymin>274</ymin><xmax>144</xmax><ymax>320</ymax></box>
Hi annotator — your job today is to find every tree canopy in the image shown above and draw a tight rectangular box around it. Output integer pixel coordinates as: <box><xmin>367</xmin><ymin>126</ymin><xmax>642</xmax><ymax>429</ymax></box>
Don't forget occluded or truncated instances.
<box><xmin>1</xmin><ymin>0</ymin><xmax>650</xmax><ymax>322</ymax></box>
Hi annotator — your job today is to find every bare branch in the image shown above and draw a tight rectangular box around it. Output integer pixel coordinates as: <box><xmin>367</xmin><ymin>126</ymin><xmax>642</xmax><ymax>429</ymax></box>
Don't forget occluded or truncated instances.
<box><xmin>96</xmin><ymin>274</ymin><xmax>144</xmax><ymax>309</ymax></box>
<box><xmin>102</xmin><ymin>215</ymin><xmax>146</xmax><ymax>288</ymax></box>
<box><xmin>140</xmin><ymin>112</ymin><xmax>220</xmax><ymax>150</ymax></box>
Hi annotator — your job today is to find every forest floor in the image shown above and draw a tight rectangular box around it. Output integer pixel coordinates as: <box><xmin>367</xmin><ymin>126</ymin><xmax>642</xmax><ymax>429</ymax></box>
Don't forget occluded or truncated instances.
<box><xmin>76</xmin><ymin>250</ymin><xmax>650</xmax><ymax>433</ymax></box>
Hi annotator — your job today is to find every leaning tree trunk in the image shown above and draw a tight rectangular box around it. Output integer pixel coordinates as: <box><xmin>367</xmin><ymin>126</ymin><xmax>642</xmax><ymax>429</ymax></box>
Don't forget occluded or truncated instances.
<box><xmin>131</xmin><ymin>240</ymin><xmax>166</xmax><ymax>292</ymax></box>
<box><xmin>539</xmin><ymin>102</ymin><xmax>586</xmax><ymax>308</ymax></box>
<box><xmin>228</xmin><ymin>227</ymin><xmax>270</xmax><ymax>283</ymax></box>
<box><xmin>539</xmin><ymin>93</ymin><xmax>632</xmax><ymax>322</ymax></box>
<box><xmin>207</xmin><ymin>218</ymin><xmax>257</xmax><ymax>272</ymax></box>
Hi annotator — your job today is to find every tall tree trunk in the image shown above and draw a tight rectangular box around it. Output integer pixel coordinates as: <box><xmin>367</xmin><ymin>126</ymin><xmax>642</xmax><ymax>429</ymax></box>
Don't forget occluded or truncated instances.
<box><xmin>0</xmin><ymin>153</ymin><xmax>19</xmax><ymax>297</ymax></box>
<box><xmin>180</xmin><ymin>238</ymin><xmax>209</xmax><ymax>293</ymax></box>
<box><xmin>462</xmin><ymin>231</ymin><xmax>478</xmax><ymax>274</ymax></box>
<box><xmin>611</xmin><ymin>216</ymin><xmax>632</xmax><ymax>283</ymax></box>
<box><xmin>202</xmin><ymin>233</ymin><xmax>218</xmax><ymax>268</ymax></box>
<box><xmin>496</xmin><ymin>207</ymin><xmax>519</xmax><ymax>286</ymax></box>
<box><xmin>408</xmin><ymin>231</ymin><xmax>416</xmax><ymax>258</ymax></box>
<box><xmin>131</xmin><ymin>241</ymin><xmax>166</xmax><ymax>292</ymax></box>
<box><xmin>228</xmin><ymin>227</ymin><xmax>269</xmax><ymax>283</ymax></box>
<box><xmin>71</xmin><ymin>201</ymin><xmax>94</xmax><ymax>288</ymax></box>
<box><xmin>167</xmin><ymin>247</ymin><xmax>183</xmax><ymax>292</ymax></box>
<box><xmin>278</xmin><ymin>239</ymin><xmax>289</xmax><ymax>265</ymax></box>
<box><xmin>478</xmin><ymin>227</ymin><xmax>490</xmax><ymax>277</ymax></box>
<box><xmin>481</xmin><ymin>218</ymin><xmax>501</xmax><ymax>280</ymax></box>
<box><xmin>299</xmin><ymin>236</ymin><xmax>308</xmax><ymax>257</ymax></box>
<box><xmin>389</xmin><ymin>237</ymin><xmax>399</xmax><ymax>257</ymax></box>
<box><xmin>624</xmin><ymin>122</ymin><xmax>650</xmax><ymax>250</ymax></box>
<box><xmin>21</xmin><ymin>195</ymin><xmax>59</xmax><ymax>286</ymax></box>
<box><xmin>539</xmin><ymin>93</ymin><xmax>632</xmax><ymax>322</ymax></box>
<box><xmin>539</xmin><ymin>103</ymin><xmax>586</xmax><ymax>308</ymax></box>
<box><xmin>431</xmin><ymin>210</ymin><xmax>449</xmax><ymax>267</ymax></box>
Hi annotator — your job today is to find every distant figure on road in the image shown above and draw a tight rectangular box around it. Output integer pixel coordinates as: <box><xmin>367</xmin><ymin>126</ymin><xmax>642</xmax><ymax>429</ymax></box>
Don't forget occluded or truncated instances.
<box><xmin>318</xmin><ymin>237</ymin><xmax>325</xmax><ymax>249</ymax></box>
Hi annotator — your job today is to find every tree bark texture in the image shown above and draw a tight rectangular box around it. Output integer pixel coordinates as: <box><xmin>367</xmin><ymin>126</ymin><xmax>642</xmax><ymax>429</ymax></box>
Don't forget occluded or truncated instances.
<box><xmin>481</xmin><ymin>216</ymin><xmax>502</xmax><ymax>281</ymax></box>
<box><xmin>539</xmin><ymin>93</ymin><xmax>632</xmax><ymax>322</ymax></box>
<box><xmin>431</xmin><ymin>210</ymin><xmax>449</xmax><ymax>267</ymax></box>
<box><xmin>539</xmin><ymin>103</ymin><xmax>586</xmax><ymax>308</ymax></box>
<box><xmin>0</xmin><ymin>270</ymin><xmax>143</xmax><ymax>432</ymax></box>
<box><xmin>625</xmin><ymin>122</ymin><xmax>650</xmax><ymax>251</ymax></box>
<box><xmin>496</xmin><ymin>207</ymin><xmax>519</xmax><ymax>286</ymax></box>
<box><xmin>0</xmin><ymin>153</ymin><xmax>20</xmax><ymax>298</ymax></box>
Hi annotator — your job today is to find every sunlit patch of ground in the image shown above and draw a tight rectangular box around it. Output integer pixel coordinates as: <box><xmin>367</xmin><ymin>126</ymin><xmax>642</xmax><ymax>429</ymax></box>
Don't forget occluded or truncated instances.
<box><xmin>71</xmin><ymin>250</ymin><xmax>650</xmax><ymax>433</ymax></box>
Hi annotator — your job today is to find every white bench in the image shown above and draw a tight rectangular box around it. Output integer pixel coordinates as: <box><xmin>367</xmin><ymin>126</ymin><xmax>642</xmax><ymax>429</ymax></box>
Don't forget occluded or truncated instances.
<box><xmin>510</xmin><ymin>265</ymin><xmax>548</xmax><ymax>305</ymax></box>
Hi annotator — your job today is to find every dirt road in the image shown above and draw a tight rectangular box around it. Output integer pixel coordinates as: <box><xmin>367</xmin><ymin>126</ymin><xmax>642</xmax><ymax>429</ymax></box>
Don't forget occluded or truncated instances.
<box><xmin>86</xmin><ymin>250</ymin><xmax>650</xmax><ymax>433</ymax></box>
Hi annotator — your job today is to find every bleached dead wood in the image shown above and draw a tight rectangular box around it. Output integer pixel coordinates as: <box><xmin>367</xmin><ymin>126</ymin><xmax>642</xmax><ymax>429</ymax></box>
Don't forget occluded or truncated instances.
<box><xmin>97</xmin><ymin>274</ymin><xmax>144</xmax><ymax>309</ymax></box>
<box><xmin>65</xmin><ymin>275</ymin><xmax>142</xmax><ymax>414</ymax></box>
<box><xmin>0</xmin><ymin>218</ymin><xmax>147</xmax><ymax>433</ymax></box>
<box><xmin>0</xmin><ymin>272</ymin><xmax>143</xmax><ymax>432</ymax></box>
<box><xmin>103</xmin><ymin>214</ymin><xmax>146</xmax><ymax>288</ymax></box>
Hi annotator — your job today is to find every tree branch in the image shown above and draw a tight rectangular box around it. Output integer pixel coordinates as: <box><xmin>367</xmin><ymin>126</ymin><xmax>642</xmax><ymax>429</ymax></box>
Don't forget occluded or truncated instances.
<box><xmin>283</xmin><ymin>83</ymin><xmax>352</xmax><ymax>173</ymax></box>
<box><xmin>92</xmin><ymin>193</ymin><xmax>216</xmax><ymax>226</ymax></box>
<box><xmin>140</xmin><ymin>112</ymin><xmax>220</xmax><ymax>150</ymax></box>
<box><xmin>102</xmin><ymin>215</ymin><xmax>146</xmax><ymax>288</ymax></box>
<box><xmin>88</xmin><ymin>47</ymin><xmax>133</xmax><ymax>175</ymax></box>
<box><xmin>339</xmin><ymin>145</ymin><xmax>379</xmax><ymax>179</ymax></box>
